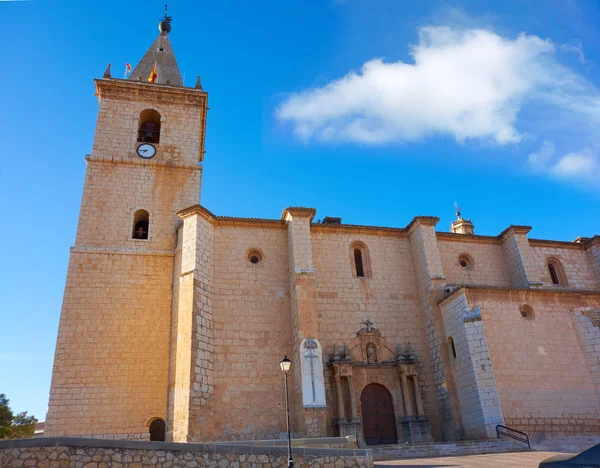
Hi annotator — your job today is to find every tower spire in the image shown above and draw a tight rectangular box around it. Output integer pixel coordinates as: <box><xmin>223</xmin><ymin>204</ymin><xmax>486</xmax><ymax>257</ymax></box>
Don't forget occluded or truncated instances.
<box><xmin>127</xmin><ymin>3</ymin><xmax>182</xmax><ymax>86</ymax></box>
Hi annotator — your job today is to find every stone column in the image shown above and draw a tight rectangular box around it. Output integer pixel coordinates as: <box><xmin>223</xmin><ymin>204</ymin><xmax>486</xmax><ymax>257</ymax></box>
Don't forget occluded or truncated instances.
<box><xmin>283</xmin><ymin>207</ymin><xmax>326</xmax><ymax>437</ymax></box>
<box><xmin>407</xmin><ymin>216</ymin><xmax>457</xmax><ymax>440</ymax></box>
<box><xmin>412</xmin><ymin>375</ymin><xmax>425</xmax><ymax>417</ymax></box>
<box><xmin>334</xmin><ymin>374</ymin><xmax>346</xmax><ymax>420</ymax></box>
<box><xmin>400</xmin><ymin>374</ymin><xmax>414</xmax><ymax>418</ymax></box>
<box><xmin>347</xmin><ymin>375</ymin><xmax>357</xmax><ymax>419</ymax></box>
<box><xmin>439</xmin><ymin>290</ymin><xmax>505</xmax><ymax>439</ymax></box>
<box><xmin>169</xmin><ymin>207</ymin><xmax>215</xmax><ymax>442</ymax></box>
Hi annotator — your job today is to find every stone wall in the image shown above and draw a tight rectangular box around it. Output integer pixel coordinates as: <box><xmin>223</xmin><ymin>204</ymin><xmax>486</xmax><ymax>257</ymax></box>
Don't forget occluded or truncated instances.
<box><xmin>0</xmin><ymin>438</ymin><xmax>373</xmax><ymax>468</ymax></box>
<box><xmin>438</xmin><ymin>238</ymin><xmax>511</xmax><ymax>287</ymax></box>
<box><xmin>530</xmin><ymin>243</ymin><xmax>597</xmax><ymax>289</ymax></box>
<box><xmin>468</xmin><ymin>288</ymin><xmax>600</xmax><ymax>437</ymax></box>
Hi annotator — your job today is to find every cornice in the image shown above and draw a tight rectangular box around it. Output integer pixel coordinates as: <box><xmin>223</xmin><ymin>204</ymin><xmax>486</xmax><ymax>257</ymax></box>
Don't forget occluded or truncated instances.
<box><xmin>177</xmin><ymin>205</ymin><xmax>286</xmax><ymax>229</ymax></box>
<box><xmin>435</xmin><ymin>232</ymin><xmax>500</xmax><ymax>245</ymax></box>
<box><xmin>281</xmin><ymin>206</ymin><xmax>317</xmax><ymax>222</ymax></box>
<box><xmin>437</xmin><ymin>284</ymin><xmax>600</xmax><ymax>306</ymax></box>
<box><xmin>86</xmin><ymin>154</ymin><xmax>201</xmax><ymax>171</ymax></box>
<box><xmin>528</xmin><ymin>238</ymin><xmax>586</xmax><ymax>250</ymax></box>
<box><xmin>498</xmin><ymin>225</ymin><xmax>532</xmax><ymax>239</ymax></box>
<box><xmin>311</xmin><ymin>223</ymin><xmax>407</xmax><ymax>237</ymax></box>
<box><xmin>94</xmin><ymin>78</ymin><xmax>208</xmax><ymax>108</ymax></box>
<box><xmin>576</xmin><ymin>235</ymin><xmax>600</xmax><ymax>249</ymax></box>
<box><xmin>406</xmin><ymin>216</ymin><xmax>440</xmax><ymax>235</ymax></box>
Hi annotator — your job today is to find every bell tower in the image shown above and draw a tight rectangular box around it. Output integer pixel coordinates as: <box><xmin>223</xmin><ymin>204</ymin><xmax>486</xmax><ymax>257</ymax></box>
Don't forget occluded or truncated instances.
<box><xmin>45</xmin><ymin>13</ymin><xmax>208</xmax><ymax>439</ymax></box>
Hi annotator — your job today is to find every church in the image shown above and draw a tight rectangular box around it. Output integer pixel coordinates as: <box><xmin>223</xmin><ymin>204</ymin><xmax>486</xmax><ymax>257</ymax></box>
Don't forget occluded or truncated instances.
<box><xmin>45</xmin><ymin>14</ymin><xmax>600</xmax><ymax>448</ymax></box>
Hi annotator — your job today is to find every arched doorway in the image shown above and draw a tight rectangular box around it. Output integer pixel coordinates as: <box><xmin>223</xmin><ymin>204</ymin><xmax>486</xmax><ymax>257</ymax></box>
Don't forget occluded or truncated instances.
<box><xmin>149</xmin><ymin>418</ymin><xmax>166</xmax><ymax>441</ymax></box>
<box><xmin>360</xmin><ymin>384</ymin><xmax>397</xmax><ymax>445</ymax></box>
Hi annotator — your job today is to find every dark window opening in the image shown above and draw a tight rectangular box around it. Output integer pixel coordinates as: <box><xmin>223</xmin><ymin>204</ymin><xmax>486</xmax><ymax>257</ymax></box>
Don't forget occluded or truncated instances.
<box><xmin>137</xmin><ymin>109</ymin><xmax>161</xmax><ymax>143</ymax></box>
<box><xmin>132</xmin><ymin>210</ymin><xmax>150</xmax><ymax>240</ymax></box>
<box><xmin>149</xmin><ymin>419</ymin><xmax>165</xmax><ymax>441</ymax></box>
<box><xmin>449</xmin><ymin>337</ymin><xmax>457</xmax><ymax>358</ymax></box>
<box><xmin>354</xmin><ymin>249</ymin><xmax>364</xmax><ymax>277</ymax></box>
<box><xmin>549</xmin><ymin>263</ymin><xmax>560</xmax><ymax>285</ymax></box>
<box><xmin>250</xmin><ymin>255</ymin><xmax>259</xmax><ymax>264</ymax></box>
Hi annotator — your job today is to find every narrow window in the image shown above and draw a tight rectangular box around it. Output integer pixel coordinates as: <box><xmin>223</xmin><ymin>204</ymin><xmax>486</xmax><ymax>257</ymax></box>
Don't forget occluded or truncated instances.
<box><xmin>138</xmin><ymin>109</ymin><xmax>161</xmax><ymax>143</ymax></box>
<box><xmin>149</xmin><ymin>418</ymin><xmax>165</xmax><ymax>441</ymax></box>
<box><xmin>547</xmin><ymin>258</ymin><xmax>567</xmax><ymax>286</ymax></box>
<box><xmin>354</xmin><ymin>248</ymin><xmax>364</xmax><ymax>277</ymax></box>
<box><xmin>448</xmin><ymin>337</ymin><xmax>457</xmax><ymax>358</ymax></box>
<box><xmin>548</xmin><ymin>263</ymin><xmax>559</xmax><ymax>285</ymax></box>
<box><xmin>132</xmin><ymin>209</ymin><xmax>149</xmax><ymax>240</ymax></box>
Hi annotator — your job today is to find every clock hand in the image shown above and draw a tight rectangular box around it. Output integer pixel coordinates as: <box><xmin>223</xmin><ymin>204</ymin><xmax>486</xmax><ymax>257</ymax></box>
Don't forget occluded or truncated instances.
<box><xmin>140</xmin><ymin>149</ymin><xmax>147</xmax><ymax>153</ymax></box>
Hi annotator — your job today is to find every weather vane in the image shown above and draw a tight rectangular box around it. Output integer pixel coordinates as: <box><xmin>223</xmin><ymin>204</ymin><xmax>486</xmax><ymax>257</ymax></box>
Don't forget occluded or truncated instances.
<box><xmin>454</xmin><ymin>202</ymin><xmax>462</xmax><ymax>219</ymax></box>
<box><xmin>159</xmin><ymin>2</ymin><xmax>172</xmax><ymax>34</ymax></box>
<box><xmin>162</xmin><ymin>3</ymin><xmax>171</xmax><ymax>22</ymax></box>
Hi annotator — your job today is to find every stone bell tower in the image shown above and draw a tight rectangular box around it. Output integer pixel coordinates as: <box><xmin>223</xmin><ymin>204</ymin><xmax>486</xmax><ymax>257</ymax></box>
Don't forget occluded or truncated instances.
<box><xmin>45</xmin><ymin>13</ymin><xmax>208</xmax><ymax>439</ymax></box>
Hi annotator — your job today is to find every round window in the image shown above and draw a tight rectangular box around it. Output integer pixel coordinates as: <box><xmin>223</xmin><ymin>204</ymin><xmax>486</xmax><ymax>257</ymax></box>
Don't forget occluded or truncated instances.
<box><xmin>246</xmin><ymin>249</ymin><xmax>263</xmax><ymax>265</ymax></box>
<box><xmin>520</xmin><ymin>304</ymin><xmax>535</xmax><ymax>320</ymax></box>
<box><xmin>458</xmin><ymin>254</ymin><xmax>473</xmax><ymax>270</ymax></box>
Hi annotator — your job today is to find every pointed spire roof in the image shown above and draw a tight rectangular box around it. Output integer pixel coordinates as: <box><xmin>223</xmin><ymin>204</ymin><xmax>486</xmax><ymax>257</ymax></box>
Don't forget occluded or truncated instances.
<box><xmin>128</xmin><ymin>17</ymin><xmax>183</xmax><ymax>87</ymax></box>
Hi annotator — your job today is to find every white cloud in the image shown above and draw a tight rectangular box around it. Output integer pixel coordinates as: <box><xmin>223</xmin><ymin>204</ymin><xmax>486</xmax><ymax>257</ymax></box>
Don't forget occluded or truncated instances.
<box><xmin>276</xmin><ymin>25</ymin><xmax>600</xmax><ymax>189</ymax></box>
<box><xmin>277</xmin><ymin>27</ymin><xmax>555</xmax><ymax>145</ymax></box>
<box><xmin>528</xmin><ymin>141</ymin><xmax>555</xmax><ymax>171</ymax></box>
<box><xmin>527</xmin><ymin>142</ymin><xmax>600</xmax><ymax>188</ymax></box>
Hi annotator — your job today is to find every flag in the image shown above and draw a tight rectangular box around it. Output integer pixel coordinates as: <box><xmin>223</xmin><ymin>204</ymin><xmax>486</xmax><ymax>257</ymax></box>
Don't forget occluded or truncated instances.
<box><xmin>126</xmin><ymin>63</ymin><xmax>131</xmax><ymax>74</ymax></box>
<box><xmin>148</xmin><ymin>63</ymin><xmax>157</xmax><ymax>83</ymax></box>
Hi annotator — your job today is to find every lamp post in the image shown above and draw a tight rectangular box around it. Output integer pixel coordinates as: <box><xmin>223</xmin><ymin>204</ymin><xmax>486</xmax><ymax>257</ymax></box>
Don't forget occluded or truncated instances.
<box><xmin>280</xmin><ymin>355</ymin><xmax>293</xmax><ymax>468</ymax></box>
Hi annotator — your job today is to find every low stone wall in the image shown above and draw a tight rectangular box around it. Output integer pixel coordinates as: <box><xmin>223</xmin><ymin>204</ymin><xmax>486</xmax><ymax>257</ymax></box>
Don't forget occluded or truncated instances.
<box><xmin>0</xmin><ymin>437</ymin><xmax>373</xmax><ymax>467</ymax></box>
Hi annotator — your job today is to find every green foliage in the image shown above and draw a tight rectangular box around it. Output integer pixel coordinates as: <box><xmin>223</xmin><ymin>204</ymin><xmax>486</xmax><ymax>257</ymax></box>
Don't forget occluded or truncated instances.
<box><xmin>0</xmin><ymin>394</ymin><xmax>37</xmax><ymax>440</ymax></box>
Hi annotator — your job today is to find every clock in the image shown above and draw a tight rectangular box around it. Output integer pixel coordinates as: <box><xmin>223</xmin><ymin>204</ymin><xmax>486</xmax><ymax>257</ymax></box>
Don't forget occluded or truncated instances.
<box><xmin>136</xmin><ymin>143</ymin><xmax>156</xmax><ymax>159</ymax></box>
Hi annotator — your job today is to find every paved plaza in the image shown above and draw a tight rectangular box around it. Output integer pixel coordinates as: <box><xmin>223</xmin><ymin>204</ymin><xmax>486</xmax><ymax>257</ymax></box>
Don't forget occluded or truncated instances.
<box><xmin>376</xmin><ymin>451</ymin><xmax>567</xmax><ymax>468</ymax></box>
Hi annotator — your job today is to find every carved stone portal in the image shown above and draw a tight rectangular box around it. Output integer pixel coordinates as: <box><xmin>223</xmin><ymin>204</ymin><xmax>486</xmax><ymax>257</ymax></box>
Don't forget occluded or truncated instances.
<box><xmin>330</xmin><ymin>320</ymin><xmax>432</xmax><ymax>445</ymax></box>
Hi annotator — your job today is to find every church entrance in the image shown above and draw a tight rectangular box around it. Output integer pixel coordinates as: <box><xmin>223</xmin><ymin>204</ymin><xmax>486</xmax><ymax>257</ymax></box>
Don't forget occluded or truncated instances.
<box><xmin>360</xmin><ymin>384</ymin><xmax>397</xmax><ymax>446</ymax></box>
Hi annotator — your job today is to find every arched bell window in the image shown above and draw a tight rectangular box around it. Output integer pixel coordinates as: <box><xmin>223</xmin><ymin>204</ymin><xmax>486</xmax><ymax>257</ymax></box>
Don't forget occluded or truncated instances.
<box><xmin>138</xmin><ymin>109</ymin><xmax>161</xmax><ymax>143</ymax></box>
<box><xmin>149</xmin><ymin>418</ymin><xmax>165</xmax><ymax>441</ymax></box>
<box><xmin>547</xmin><ymin>258</ymin><xmax>567</xmax><ymax>285</ymax></box>
<box><xmin>132</xmin><ymin>209</ymin><xmax>149</xmax><ymax>240</ymax></box>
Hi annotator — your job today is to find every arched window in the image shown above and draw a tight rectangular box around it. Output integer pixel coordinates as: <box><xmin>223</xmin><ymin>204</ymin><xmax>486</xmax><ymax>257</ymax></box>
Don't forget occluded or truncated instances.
<box><xmin>547</xmin><ymin>258</ymin><xmax>567</xmax><ymax>285</ymax></box>
<box><xmin>350</xmin><ymin>242</ymin><xmax>371</xmax><ymax>278</ymax></box>
<box><xmin>149</xmin><ymin>418</ymin><xmax>165</xmax><ymax>441</ymax></box>
<box><xmin>132</xmin><ymin>209</ymin><xmax>149</xmax><ymax>240</ymax></box>
<box><xmin>354</xmin><ymin>249</ymin><xmax>364</xmax><ymax>277</ymax></box>
<box><xmin>138</xmin><ymin>109</ymin><xmax>161</xmax><ymax>143</ymax></box>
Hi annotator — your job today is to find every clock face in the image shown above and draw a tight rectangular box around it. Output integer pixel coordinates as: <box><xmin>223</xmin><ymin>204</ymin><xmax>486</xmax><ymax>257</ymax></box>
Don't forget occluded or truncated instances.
<box><xmin>137</xmin><ymin>143</ymin><xmax>156</xmax><ymax>159</ymax></box>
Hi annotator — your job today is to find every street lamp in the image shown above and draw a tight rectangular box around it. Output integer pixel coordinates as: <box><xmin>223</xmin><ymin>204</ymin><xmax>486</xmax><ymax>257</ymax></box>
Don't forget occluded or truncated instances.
<box><xmin>280</xmin><ymin>355</ymin><xmax>293</xmax><ymax>468</ymax></box>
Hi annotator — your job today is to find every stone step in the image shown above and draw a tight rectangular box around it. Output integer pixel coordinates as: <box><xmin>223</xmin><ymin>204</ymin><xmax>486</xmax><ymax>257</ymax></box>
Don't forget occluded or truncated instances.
<box><xmin>371</xmin><ymin>439</ymin><xmax>528</xmax><ymax>461</ymax></box>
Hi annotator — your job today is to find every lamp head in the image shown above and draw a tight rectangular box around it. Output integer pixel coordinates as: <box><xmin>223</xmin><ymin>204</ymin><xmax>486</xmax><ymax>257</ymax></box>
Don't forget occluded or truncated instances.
<box><xmin>280</xmin><ymin>356</ymin><xmax>291</xmax><ymax>373</ymax></box>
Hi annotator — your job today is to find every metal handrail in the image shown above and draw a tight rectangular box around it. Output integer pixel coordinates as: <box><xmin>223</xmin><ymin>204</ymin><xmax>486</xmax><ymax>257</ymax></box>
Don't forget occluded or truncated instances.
<box><xmin>496</xmin><ymin>424</ymin><xmax>530</xmax><ymax>449</ymax></box>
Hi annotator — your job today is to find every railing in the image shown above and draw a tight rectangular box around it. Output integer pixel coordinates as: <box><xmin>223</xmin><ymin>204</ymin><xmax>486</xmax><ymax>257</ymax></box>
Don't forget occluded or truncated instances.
<box><xmin>496</xmin><ymin>424</ymin><xmax>530</xmax><ymax>449</ymax></box>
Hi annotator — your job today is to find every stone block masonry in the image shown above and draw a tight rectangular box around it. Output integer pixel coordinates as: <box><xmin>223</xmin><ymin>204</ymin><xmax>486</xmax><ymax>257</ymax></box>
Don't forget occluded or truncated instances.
<box><xmin>0</xmin><ymin>438</ymin><xmax>373</xmax><ymax>468</ymax></box>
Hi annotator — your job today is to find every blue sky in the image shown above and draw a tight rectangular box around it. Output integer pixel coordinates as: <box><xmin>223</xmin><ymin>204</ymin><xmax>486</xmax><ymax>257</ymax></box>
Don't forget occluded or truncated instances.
<box><xmin>1</xmin><ymin>0</ymin><xmax>599</xmax><ymax>421</ymax></box>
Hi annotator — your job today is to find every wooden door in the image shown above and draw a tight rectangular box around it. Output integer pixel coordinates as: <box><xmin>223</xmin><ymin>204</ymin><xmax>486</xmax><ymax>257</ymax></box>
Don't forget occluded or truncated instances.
<box><xmin>360</xmin><ymin>384</ymin><xmax>397</xmax><ymax>446</ymax></box>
